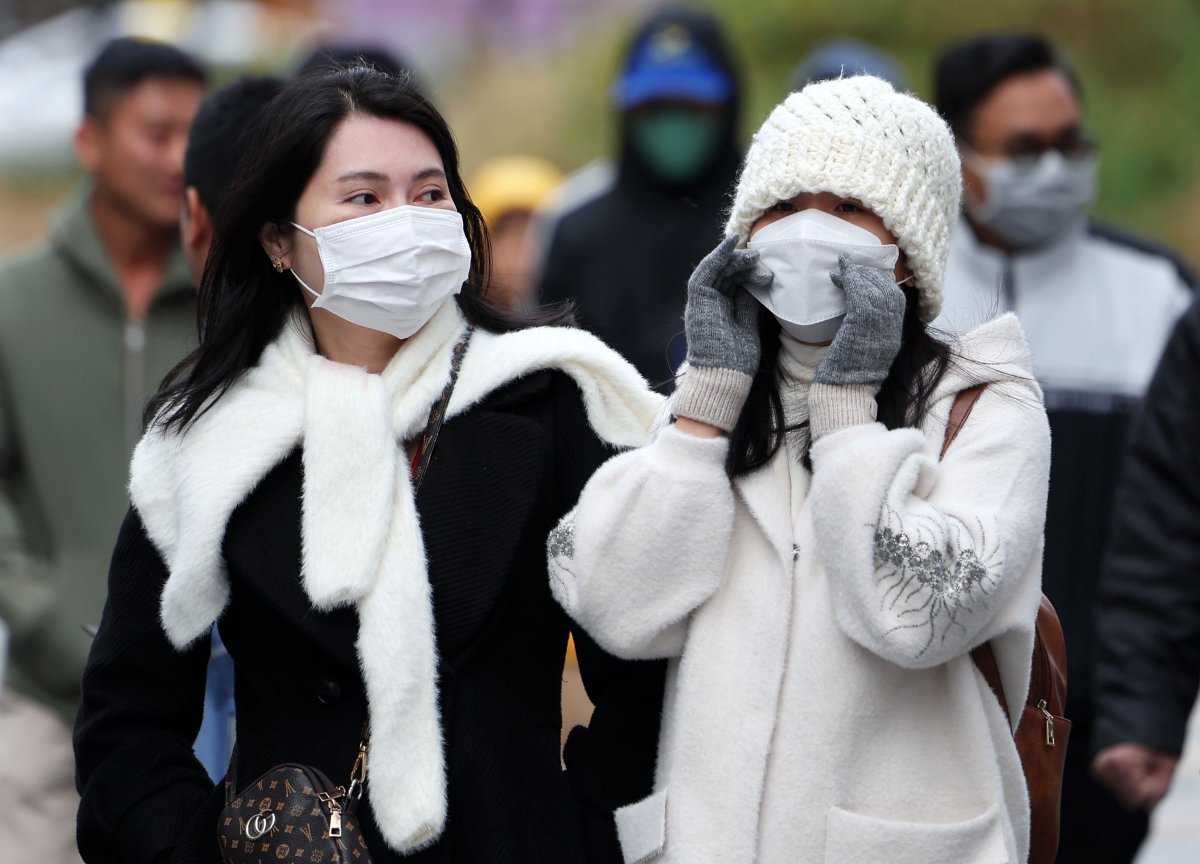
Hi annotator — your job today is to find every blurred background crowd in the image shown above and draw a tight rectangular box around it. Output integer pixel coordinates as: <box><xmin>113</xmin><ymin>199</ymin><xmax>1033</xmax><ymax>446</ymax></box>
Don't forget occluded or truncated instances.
<box><xmin>0</xmin><ymin>1</ymin><xmax>1198</xmax><ymax>863</ymax></box>
<box><xmin>4</xmin><ymin>0</ymin><xmax>1200</xmax><ymax>259</ymax></box>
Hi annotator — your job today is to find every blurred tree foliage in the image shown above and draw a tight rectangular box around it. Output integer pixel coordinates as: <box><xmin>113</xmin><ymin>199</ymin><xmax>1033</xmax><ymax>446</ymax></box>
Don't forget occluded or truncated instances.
<box><xmin>443</xmin><ymin>0</ymin><xmax>1200</xmax><ymax>262</ymax></box>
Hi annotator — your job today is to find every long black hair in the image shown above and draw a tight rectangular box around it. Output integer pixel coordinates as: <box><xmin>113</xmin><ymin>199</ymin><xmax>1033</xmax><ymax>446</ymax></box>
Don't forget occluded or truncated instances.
<box><xmin>725</xmin><ymin>284</ymin><xmax>953</xmax><ymax>477</ymax></box>
<box><xmin>148</xmin><ymin>65</ymin><xmax>570</xmax><ymax>433</ymax></box>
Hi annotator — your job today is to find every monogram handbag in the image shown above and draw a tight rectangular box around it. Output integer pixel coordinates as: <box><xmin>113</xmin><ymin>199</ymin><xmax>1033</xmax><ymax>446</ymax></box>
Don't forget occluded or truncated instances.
<box><xmin>218</xmin><ymin>749</ymin><xmax>373</xmax><ymax>864</ymax></box>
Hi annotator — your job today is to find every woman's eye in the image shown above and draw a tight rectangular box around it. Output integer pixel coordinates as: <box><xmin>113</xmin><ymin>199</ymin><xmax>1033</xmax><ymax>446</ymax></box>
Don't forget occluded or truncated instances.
<box><xmin>834</xmin><ymin>200</ymin><xmax>862</xmax><ymax>213</ymax></box>
<box><xmin>348</xmin><ymin>192</ymin><xmax>379</xmax><ymax>205</ymax></box>
<box><xmin>417</xmin><ymin>187</ymin><xmax>447</xmax><ymax>203</ymax></box>
<box><xmin>771</xmin><ymin>200</ymin><xmax>796</xmax><ymax>213</ymax></box>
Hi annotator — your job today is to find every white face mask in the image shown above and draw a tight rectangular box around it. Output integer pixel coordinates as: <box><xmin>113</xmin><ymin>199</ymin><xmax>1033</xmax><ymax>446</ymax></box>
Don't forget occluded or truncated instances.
<box><xmin>965</xmin><ymin>150</ymin><xmax>1097</xmax><ymax>249</ymax></box>
<box><xmin>746</xmin><ymin>209</ymin><xmax>900</xmax><ymax>342</ymax></box>
<box><xmin>289</xmin><ymin>205</ymin><xmax>472</xmax><ymax>340</ymax></box>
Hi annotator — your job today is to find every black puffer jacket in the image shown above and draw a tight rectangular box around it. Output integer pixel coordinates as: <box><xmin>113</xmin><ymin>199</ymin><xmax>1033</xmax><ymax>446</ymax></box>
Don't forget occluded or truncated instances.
<box><xmin>1093</xmin><ymin>299</ymin><xmax>1200</xmax><ymax>757</ymax></box>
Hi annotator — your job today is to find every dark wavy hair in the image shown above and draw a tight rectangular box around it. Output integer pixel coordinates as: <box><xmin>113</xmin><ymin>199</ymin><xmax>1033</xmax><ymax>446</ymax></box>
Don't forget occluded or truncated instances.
<box><xmin>726</xmin><ymin>284</ymin><xmax>953</xmax><ymax>477</ymax></box>
<box><xmin>148</xmin><ymin>65</ymin><xmax>570</xmax><ymax>432</ymax></box>
<box><xmin>934</xmin><ymin>33</ymin><xmax>1082</xmax><ymax>140</ymax></box>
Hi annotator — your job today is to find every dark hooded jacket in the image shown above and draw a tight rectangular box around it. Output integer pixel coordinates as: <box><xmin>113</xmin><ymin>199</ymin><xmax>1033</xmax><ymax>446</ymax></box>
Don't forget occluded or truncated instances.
<box><xmin>1093</xmin><ymin>298</ymin><xmax>1200</xmax><ymax>759</ymax></box>
<box><xmin>538</xmin><ymin>8</ymin><xmax>742</xmax><ymax>391</ymax></box>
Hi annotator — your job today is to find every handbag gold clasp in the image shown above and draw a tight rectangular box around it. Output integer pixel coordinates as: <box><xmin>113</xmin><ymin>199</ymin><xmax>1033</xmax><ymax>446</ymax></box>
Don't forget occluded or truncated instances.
<box><xmin>346</xmin><ymin>740</ymin><xmax>368</xmax><ymax>802</ymax></box>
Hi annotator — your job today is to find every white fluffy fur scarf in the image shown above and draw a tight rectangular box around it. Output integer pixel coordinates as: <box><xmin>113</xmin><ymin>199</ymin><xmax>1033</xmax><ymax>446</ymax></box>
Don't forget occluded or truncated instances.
<box><xmin>128</xmin><ymin>300</ymin><xmax>663</xmax><ymax>852</ymax></box>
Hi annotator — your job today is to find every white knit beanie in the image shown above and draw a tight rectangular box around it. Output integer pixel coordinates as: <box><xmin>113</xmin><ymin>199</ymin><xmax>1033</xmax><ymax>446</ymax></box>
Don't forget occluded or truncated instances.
<box><xmin>726</xmin><ymin>75</ymin><xmax>961</xmax><ymax>323</ymax></box>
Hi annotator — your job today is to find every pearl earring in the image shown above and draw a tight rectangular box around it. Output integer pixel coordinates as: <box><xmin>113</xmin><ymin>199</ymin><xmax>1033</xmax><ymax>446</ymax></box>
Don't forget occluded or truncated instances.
<box><xmin>270</xmin><ymin>256</ymin><xmax>284</xmax><ymax>273</ymax></box>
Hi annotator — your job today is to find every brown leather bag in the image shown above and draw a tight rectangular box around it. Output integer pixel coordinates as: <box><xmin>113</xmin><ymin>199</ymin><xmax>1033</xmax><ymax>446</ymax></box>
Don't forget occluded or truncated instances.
<box><xmin>941</xmin><ymin>385</ymin><xmax>1070</xmax><ymax>864</ymax></box>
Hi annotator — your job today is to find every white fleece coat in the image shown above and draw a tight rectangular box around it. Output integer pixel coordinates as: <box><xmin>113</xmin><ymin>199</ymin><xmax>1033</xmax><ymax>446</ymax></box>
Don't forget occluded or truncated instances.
<box><xmin>549</xmin><ymin>314</ymin><xmax>1050</xmax><ymax>864</ymax></box>
<box><xmin>127</xmin><ymin>300</ymin><xmax>664</xmax><ymax>854</ymax></box>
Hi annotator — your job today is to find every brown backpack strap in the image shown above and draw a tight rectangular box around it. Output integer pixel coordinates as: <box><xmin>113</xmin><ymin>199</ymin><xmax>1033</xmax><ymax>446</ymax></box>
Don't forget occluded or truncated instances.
<box><xmin>939</xmin><ymin>385</ymin><xmax>1011</xmax><ymax>714</ymax></box>
<box><xmin>970</xmin><ymin>641</ymin><xmax>1010</xmax><ymax>718</ymax></box>
<box><xmin>940</xmin><ymin>384</ymin><xmax>987</xmax><ymax>459</ymax></box>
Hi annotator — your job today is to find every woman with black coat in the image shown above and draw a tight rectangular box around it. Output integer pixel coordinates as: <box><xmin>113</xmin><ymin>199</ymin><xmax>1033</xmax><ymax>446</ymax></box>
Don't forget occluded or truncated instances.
<box><xmin>73</xmin><ymin>66</ymin><xmax>666</xmax><ymax>864</ymax></box>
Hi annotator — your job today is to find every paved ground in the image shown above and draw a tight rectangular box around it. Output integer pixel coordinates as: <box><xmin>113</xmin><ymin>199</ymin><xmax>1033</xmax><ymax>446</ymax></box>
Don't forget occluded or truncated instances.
<box><xmin>1134</xmin><ymin>701</ymin><xmax>1200</xmax><ymax>863</ymax></box>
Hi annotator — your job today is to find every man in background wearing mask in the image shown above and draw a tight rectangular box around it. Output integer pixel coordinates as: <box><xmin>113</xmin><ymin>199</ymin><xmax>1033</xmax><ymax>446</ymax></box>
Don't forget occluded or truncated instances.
<box><xmin>538</xmin><ymin>6</ymin><xmax>742</xmax><ymax>390</ymax></box>
<box><xmin>0</xmin><ymin>38</ymin><xmax>204</xmax><ymax>863</ymax></box>
<box><xmin>934</xmin><ymin>33</ymin><xmax>1193</xmax><ymax>864</ymax></box>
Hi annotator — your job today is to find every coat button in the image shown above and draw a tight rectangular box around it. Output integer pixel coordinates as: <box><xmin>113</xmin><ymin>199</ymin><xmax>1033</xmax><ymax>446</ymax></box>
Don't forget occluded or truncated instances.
<box><xmin>316</xmin><ymin>677</ymin><xmax>341</xmax><ymax>705</ymax></box>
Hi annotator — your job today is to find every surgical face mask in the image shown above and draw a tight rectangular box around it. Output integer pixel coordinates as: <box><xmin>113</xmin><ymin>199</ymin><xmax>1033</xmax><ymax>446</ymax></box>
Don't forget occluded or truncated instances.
<box><xmin>965</xmin><ymin>150</ymin><xmax>1097</xmax><ymax>249</ymax></box>
<box><xmin>289</xmin><ymin>205</ymin><xmax>472</xmax><ymax>340</ymax></box>
<box><xmin>628</xmin><ymin>107</ymin><xmax>723</xmax><ymax>185</ymax></box>
<box><xmin>746</xmin><ymin>209</ymin><xmax>900</xmax><ymax>342</ymax></box>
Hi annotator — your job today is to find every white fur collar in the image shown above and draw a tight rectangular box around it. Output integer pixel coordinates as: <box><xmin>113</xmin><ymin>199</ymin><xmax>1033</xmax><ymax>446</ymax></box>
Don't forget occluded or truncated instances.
<box><xmin>128</xmin><ymin>300</ymin><xmax>663</xmax><ymax>852</ymax></box>
<box><xmin>934</xmin><ymin>312</ymin><xmax>1040</xmax><ymax>402</ymax></box>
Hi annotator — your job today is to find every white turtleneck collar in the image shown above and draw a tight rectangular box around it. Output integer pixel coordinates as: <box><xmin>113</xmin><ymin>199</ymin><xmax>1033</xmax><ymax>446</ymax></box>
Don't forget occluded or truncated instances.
<box><xmin>777</xmin><ymin>333</ymin><xmax>829</xmax><ymax>462</ymax></box>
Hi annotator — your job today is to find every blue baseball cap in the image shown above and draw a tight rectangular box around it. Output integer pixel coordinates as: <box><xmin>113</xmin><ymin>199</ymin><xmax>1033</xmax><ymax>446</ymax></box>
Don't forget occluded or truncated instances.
<box><xmin>613</xmin><ymin>22</ymin><xmax>733</xmax><ymax>109</ymax></box>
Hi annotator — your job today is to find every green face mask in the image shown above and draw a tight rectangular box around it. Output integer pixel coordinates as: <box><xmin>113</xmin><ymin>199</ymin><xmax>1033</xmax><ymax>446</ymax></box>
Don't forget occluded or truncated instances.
<box><xmin>628</xmin><ymin>108</ymin><xmax>723</xmax><ymax>184</ymax></box>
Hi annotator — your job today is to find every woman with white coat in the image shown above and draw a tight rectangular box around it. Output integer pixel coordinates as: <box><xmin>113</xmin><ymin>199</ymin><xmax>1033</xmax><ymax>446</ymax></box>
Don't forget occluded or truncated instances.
<box><xmin>549</xmin><ymin>75</ymin><xmax>1051</xmax><ymax>863</ymax></box>
<box><xmin>73</xmin><ymin>66</ymin><xmax>667</xmax><ymax>864</ymax></box>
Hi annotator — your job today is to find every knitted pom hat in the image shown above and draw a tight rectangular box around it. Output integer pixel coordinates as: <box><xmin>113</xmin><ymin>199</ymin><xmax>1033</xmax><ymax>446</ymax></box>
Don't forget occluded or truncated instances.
<box><xmin>726</xmin><ymin>75</ymin><xmax>961</xmax><ymax>323</ymax></box>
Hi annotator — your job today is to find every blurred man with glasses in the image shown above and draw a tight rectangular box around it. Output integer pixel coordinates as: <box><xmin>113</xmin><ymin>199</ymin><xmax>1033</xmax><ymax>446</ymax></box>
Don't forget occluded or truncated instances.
<box><xmin>934</xmin><ymin>33</ymin><xmax>1193</xmax><ymax>864</ymax></box>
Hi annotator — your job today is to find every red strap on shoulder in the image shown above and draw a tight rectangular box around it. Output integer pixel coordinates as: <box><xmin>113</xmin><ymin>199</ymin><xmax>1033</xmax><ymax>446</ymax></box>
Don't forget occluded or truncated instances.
<box><xmin>410</xmin><ymin>441</ymin><xmax>423</xmax><ymax>478</ymax></box>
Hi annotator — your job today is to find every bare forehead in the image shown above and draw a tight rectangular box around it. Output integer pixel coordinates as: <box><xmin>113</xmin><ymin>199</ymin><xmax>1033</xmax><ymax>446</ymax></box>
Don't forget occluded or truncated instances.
<box><xmin>92</xmin><ymin>74</ymin><xmax>201</xmax><ymax>113</ymax></box>
<box><xmin>316</xmin><ymin>114</ymin><xmax>444</xmax><ymax>179</ymax></box>
<box><xmin>969</xmin><ymin>69</ymin><xmax>1081</xmax><ymax>142</ymax></box>
<box><xmin>105</xmin><ymin>76</ymin><xmax>203</xmax><ymax>122</ymax></box>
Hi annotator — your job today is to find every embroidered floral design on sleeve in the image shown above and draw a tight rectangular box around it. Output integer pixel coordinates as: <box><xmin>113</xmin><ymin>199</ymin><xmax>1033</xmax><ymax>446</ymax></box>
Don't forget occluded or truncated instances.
<box><xmin>547</xmin><ymin>517</ymin><xmax>576</xmax><ymax>594</ymax></box>
<box><xmin>872</xmin><ymin>507</ymin><xmax>1002</xmax><ymax>658</ymax></box>
<box><xmin>548</xmin><ymin>519</ymin><xmax>575</xmax><ymax>560</ymax></box>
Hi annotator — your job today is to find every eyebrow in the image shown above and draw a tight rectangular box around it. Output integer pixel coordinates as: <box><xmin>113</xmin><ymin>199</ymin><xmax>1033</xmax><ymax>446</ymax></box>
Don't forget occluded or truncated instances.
<box><xmin>334</xmin><ymin>167</ymin><xmax>447</xmax><ymax>184</ymax></box>
<box><xmin>335</xmin><ymin>170</ymin><xmax>391</xmax><ymax>183</ymax></box>
<box><xmin>412</xmin><ymin>167</ymin><xmax>447</xmax><ymax>183</ymax></box>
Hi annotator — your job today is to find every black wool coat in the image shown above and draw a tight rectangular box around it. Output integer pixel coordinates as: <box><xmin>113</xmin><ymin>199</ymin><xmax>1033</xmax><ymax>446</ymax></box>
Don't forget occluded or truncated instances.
<box><xmin>74</xmin><ymin>370</ymin><xmax>666</xmax><ymax>864</ymax></box>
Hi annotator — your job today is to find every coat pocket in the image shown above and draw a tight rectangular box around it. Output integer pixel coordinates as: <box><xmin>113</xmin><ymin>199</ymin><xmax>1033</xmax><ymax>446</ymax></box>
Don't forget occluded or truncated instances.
<box><xmin>614</xmin><ymin>789</ymin><xmax>668</xmax><ymax>864</ymax></box>
<box><xmin>824</xmin><ymin>803</ymin><xmax>1009</xmax><ymax>864</ymax></box>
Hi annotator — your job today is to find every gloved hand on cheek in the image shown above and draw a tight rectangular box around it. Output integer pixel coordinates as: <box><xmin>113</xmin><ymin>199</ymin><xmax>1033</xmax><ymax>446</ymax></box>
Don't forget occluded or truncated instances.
<box><xmin>670</xmin><ymin>235</ymin><xmax>770</xmax><ymax>433</ymax></box>
<box><xmin>810</xmin><ymin>253</ymin><xmax>907</xmax><ymax>437</ymax></box>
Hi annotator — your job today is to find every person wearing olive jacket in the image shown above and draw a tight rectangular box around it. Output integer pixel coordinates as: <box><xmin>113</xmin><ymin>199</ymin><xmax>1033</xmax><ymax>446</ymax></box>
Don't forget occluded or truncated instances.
<box><xmin>0</xmin><ymin>38</ymin><xmax>203</xmax><ymax>864</ymax></box>
<box><xmin>549</xmin><ymin>76</ymin><xmax>1051</xmax><ymax>863</ymax></box>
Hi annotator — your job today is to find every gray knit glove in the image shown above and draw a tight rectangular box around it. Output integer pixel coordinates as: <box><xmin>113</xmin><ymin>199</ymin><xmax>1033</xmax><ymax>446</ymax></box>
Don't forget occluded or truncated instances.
<box><xmin>671</xmin><ymin>235</ymin><xmax>768</xmax><ymax>431</ymax></box>
<box><xmin>814</xmin><ymin>254</ymin><xmax>907</xmax><ymax>387</ymax></box>
<box><xmin>810</xmin><ymin>254</ymin><xmax>907</xmax><ymax>438</ymax></box>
